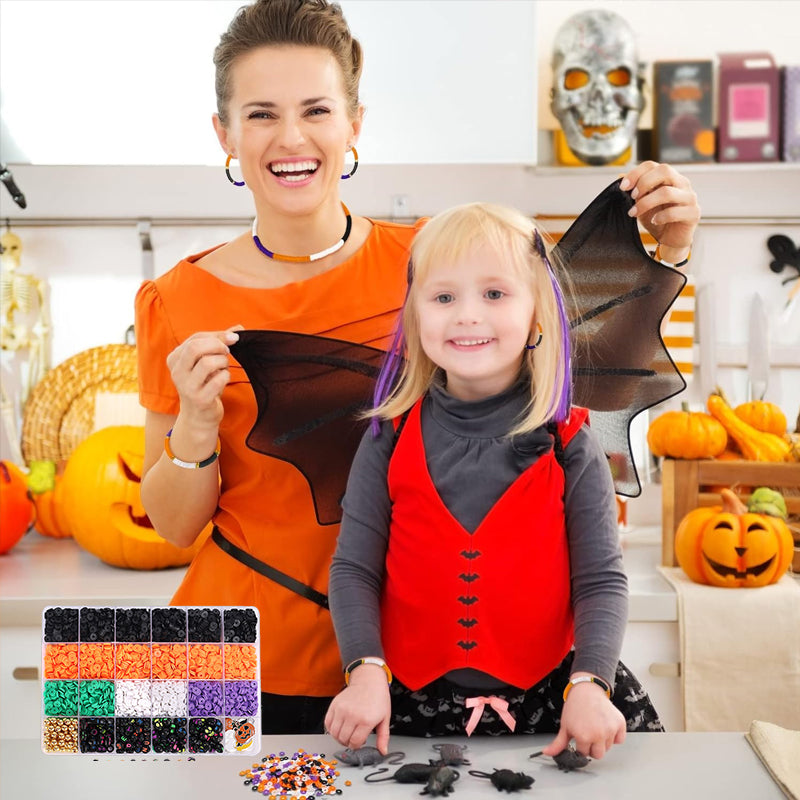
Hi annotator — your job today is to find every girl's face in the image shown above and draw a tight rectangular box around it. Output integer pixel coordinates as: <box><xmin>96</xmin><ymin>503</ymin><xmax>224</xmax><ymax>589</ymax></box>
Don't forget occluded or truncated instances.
<box><xmin>415</xmin><ymin>244</ymin><xmax>536</xmax><ymax>402</ymax></box>
<box><xmin>214</xmin><ymin>45</ymin><xmax>362</xmax><ymax>217</ymax></box>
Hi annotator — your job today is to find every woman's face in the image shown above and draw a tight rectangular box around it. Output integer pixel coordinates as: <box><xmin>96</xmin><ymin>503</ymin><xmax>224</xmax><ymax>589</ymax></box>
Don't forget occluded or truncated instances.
<box><xmin>215</xmin><ymin>45</ymin><xmax>362</xmax><ymax>217</ymax></box>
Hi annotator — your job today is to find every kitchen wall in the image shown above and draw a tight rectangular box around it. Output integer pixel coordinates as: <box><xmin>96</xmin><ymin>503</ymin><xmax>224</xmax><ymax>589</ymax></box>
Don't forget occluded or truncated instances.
<box><xmin>1</xmin><ymin>1</ymin><xmax>799</xmax><ymax>501</ymax></box>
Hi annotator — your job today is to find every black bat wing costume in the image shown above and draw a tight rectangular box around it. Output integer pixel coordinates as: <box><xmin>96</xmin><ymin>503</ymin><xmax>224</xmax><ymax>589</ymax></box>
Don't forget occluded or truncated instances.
<box><xmin>229</xmin><ymin>179</ymin><xmax>687</xmax><ymax>525</ymax></box>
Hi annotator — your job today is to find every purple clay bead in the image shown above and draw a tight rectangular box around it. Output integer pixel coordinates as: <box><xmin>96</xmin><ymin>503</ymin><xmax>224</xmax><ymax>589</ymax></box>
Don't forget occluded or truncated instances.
<box><xmin>224</xmin><ymin>681</ymin><xmax>259</xmax><ymax>716</ymax></box>
<box><xmin>187</xmin><ymin>681</ymin><xmax>223</xmax><ymax>716</ymax></box>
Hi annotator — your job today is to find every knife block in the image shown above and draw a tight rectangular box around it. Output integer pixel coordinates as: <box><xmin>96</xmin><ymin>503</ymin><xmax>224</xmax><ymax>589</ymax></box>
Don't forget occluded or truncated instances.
<box><xmin>660</xmin><ymin>458</ymin><xmax>800</xmax><ymax>566</ymax></box>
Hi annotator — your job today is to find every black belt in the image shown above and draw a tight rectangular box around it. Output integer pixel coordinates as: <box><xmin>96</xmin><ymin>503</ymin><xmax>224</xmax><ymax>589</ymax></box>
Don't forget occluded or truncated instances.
<box><xmin>211</xmin><ymin>527</ymin><xmax>329</xmax><ymax>610</ymax></box>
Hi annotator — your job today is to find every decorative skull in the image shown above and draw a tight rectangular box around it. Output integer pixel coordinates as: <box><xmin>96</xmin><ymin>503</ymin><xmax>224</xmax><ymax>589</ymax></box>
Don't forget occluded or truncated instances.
<box><xmin>550</xmin><ymin>10</ymin><xmax>645</xmax><ymax>165</ymax></box>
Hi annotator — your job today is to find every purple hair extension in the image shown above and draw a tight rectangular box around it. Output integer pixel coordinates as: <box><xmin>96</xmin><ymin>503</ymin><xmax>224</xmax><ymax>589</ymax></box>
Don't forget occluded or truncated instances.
<box><xmin>369</xmin><ymin>260</ymin><xmax>414</xmax><ymax>435</ymax></box>
<box><xmin>533</xmin><ymin>230</ymin><xmax>573</xmax><ymax>422</ymax></box>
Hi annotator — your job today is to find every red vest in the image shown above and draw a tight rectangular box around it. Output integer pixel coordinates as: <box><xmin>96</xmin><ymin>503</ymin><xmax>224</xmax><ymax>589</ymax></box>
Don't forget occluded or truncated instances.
<box><xmin>382</xmin><ymin>400</ymin><xmax>589</xmax><ymax>691</ymax></box>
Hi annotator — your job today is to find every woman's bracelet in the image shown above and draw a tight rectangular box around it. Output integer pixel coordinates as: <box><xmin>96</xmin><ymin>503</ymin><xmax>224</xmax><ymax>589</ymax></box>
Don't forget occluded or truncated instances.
<box><xmin>562</xmin><ymin>674</ymin><xmax>612</xmax><ymax>701</ymax></box>
<box><xmin>654</xmin><ymin>243</ymin><xmax>691</xmax><ymax>269</ymax></box>
<box><xmin>164</xmin><ymin>428</ymin><xmax>220</xmax><ymax>469</ymax></box>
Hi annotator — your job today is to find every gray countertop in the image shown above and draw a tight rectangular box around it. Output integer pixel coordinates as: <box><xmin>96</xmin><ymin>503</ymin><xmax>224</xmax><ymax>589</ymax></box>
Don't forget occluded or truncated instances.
<box><xmin>0</xmin><ymin>732</ymin><xmax>784</xmax><ymax>800</ymax></box>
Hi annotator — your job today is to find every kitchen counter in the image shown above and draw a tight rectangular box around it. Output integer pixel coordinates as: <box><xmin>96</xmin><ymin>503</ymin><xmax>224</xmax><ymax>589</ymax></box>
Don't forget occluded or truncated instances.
<box><xmin>0</xmin><ymin>732</ymin><xmax>784</xmax><ymax>799</ymax></box>
<box><xmin>0</xmin><ymin>524</ymin><xmax>678</xmax><ymax>626</ymax></box>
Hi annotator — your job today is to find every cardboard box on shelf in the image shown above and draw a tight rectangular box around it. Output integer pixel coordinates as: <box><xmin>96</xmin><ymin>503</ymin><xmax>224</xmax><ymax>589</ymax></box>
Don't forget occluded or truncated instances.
<box><xmin>781</xmin><ymin>65</ymin><xmax>800</xmax><ymax>162</ymax></box>
<box><xmin>653</xmin><ymin>61</ymin><xmax>715</xmax><ymax>163</ymax></box>
<box><xmin>718</xmin><ymin>52</ymin><xmax>780</xmax><ymax>162</ymax></box>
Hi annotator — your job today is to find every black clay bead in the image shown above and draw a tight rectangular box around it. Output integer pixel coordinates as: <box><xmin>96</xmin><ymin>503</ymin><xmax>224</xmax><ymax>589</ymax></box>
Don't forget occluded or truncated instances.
<box><xmin>115</xmin><ymin>608</ymin><xmax>151</xmax><ymax>642</ymax></box>
<box><xmin>43</xmin><ymin>607</ymin><xmax>79</xmax><ymax>642</ymax></box>
<box><xmin>223</xmin><ymin>608</ymin><xmax>258</xmax><ymax>643</ymax></box>
<box><xmin>151</xmin><ymin>608</ymin><xmax>186</xmax><ymax>642</ymax></box>
<box><xmin>188</xmin><ymin>608</ymin><xmax>221</xmax><ymax>642</ymax></box>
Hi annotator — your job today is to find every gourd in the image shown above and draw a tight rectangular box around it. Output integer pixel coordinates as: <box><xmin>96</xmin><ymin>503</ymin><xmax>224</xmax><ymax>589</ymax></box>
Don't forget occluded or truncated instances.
<box><xmin>60</xmin><ymin>426</ymin><xmax>210</xmax><ymax>569</ymax></box>
<box><xmin>0</xmin><ymin>461</ymin><xmax>34</xmax><ymax>554</ymax></box>
<box><xmin>647</xmin><ymin>403</ymin><xmax>727</xmax><ymax>459</ymax></box>
<box><xmin>674</xmin><ymin>488</ymin><xmax>793</xmax><ymax>587</ymax></box>
<box><xmin>734</xmin><ymin>401</ymin><xmax>787</xmax><ymax>436</ymax></box>
<box><xmin>707</xmin><ymin>392</ymin><xmax>791</xmax><ymax>462</ymax></box>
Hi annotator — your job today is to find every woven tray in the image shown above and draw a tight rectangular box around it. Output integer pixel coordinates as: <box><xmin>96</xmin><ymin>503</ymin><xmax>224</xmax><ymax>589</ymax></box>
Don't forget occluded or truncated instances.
<box><xmin>21</xmin><ymin>344</ymin><xmax>139</xmax><ymax>465</ymax></box>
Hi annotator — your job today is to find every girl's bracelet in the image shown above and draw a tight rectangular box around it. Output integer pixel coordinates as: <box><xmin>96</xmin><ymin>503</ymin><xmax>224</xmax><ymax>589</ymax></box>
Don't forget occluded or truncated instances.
<box><xmin>562</xmin><ymin>675</ymin><xmax>612</xmax><ymax>701</ymax></box>
<box><xmin>164</xmin><ymin>428</ymin><xmax>220</xmax><ymax>469</ymax></box>
<box><xmin>654</xmin><ymin>243</ymin><xmax>691</xmax><ymax>268</ymax></box>
<box><xmin>344</xmin><ymin>657</ymin><xmax>393</xmax><ymax>685</ymax></box>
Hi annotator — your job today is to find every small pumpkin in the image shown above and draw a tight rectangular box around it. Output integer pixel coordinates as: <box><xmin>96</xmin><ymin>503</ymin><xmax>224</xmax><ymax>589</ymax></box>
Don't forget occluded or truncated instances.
<box><xmin>675</xmin><ymin>488</ymin><xmax>793</xmax><ymax>587</ymax></box>
<box><xmin>647</xmin><ymin>403</ymin><xmax>727</xmax><ymax>459</ymax></box>
<box><xmin>60</xmin><ymin>426</ymin><xmax>210</xmax><ymax>569</ymax></box>
<box><xmin>0</xmin><ymin>461</ymin><xmax>34</xmax><ymax>554</ymax></box>
<box><xmin>707</xmin><ymin>391</ymin><xmax>791</xmax><ymax>462</ymax></box>
<box><xmin>31</xmin><ymin>475</ymin><xmax>71</xmax><ymax>539</ymax></box>
<box><xmin>734</xmin><ymin>401</ymin><xmax>787</xmax><ymax>436</ymax></box>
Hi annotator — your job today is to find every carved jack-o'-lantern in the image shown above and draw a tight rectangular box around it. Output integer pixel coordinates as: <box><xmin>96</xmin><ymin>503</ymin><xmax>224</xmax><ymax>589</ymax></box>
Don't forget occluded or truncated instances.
<box><xmin>60</xmin><ymin>426</ymin><xmax>209</xmax><ymax>569</ymax></box>
<box><xmin>675</xmin><ymin>488</ymin><xmax>793</xmax><ymax>587</ymax></box>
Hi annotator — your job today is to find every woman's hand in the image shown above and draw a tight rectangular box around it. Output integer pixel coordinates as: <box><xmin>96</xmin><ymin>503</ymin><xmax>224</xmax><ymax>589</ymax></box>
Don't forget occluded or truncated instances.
<box><xmin>542</xmin><ymin>679</ymin><xmax>626</xmax><ymax>761</ymax></box>
<box><xmin>166</xmin><ymin>326</ymin><xmax>241</xmax><ymax>431</ymax></box>
<box><xmin>324</xmin><ymin>664</ymin><xmax>392</xmax><ymax>754</ymax></box>
<box><xmin>621</xmin><ymin>161</ymin><xmax>700</xmax><ymax>263</ymax></box>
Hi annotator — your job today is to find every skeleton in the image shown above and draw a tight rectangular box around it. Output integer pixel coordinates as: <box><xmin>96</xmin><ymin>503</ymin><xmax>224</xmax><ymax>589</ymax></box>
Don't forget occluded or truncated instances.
<box><xmin>1</xmin><ymin>229</ymin><xmax>51</xmax><ymax>402</ymax></box>
<box><xmin>550</xmin><ymin>9</ymin><xmax>645</xmax><ymax>165</ymax></box>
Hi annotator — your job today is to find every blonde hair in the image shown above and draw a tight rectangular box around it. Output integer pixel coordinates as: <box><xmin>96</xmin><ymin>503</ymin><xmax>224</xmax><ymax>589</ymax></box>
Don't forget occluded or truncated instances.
<box><xmin>371</xmin><ymin>202</ymin><xmax>574</xmax><ymax>436</ymax></box>
<box><xmin>214</xmin><ymin>0</ymin><xmax>364</xmax><ymax>125</ymax></box>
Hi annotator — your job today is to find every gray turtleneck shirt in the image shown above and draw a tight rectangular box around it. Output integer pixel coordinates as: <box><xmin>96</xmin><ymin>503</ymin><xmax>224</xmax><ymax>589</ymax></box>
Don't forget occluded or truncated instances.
<box><xmin>329</xmin><ymin>380</ymin><xmax>627</xmax><ymax>690</ymax></box>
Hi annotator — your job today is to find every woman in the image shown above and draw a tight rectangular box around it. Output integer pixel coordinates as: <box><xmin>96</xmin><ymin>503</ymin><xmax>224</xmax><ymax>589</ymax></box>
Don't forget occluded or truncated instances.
<box><xmin>135</xmin><ymin>0</ymin><xmax>699</xmax><ymax>734</ymax></box>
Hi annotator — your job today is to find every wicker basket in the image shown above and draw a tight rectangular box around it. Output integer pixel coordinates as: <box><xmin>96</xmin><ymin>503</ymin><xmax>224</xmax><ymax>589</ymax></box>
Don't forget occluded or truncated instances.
<box><xmin>21</xmin><ymin>344</ymin><xmax>139</xmax><ymax>465</ymax></box>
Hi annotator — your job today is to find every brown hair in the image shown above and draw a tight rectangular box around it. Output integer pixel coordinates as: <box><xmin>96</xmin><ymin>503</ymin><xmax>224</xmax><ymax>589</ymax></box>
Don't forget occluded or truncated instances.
<box><xmin>214</xmin><ymin>0</ymin><xmax>364</xmax><ymax>124</ymax></box>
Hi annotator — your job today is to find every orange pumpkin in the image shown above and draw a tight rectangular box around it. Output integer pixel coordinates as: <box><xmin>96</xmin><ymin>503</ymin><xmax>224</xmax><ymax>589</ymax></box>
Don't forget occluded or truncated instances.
<box><xmin>734</xmin><ymin>401</ymin><xmax>787</xmax><ymax>436</ymax></box>
<box><xmin>32</xmin><ymin>475</ymin><xmax>71</xmax><ymax>539</ymax></box>
<box><xmin>60</xmin><ymin>426</ymin><xmax>210</xmax><ymax>569</ymax></box>
<box><xmin>675</xmin><ymin>488</ymin><xmax>793</xmax><ymax>587</ymax></box>
<box><xmin>0</xmin><ymin>461</ymin><xmax>34</xmax><ymax>554</ymax></box>
<box><xmin>647</xmin><ymin>403</ymin><xmax>727</xmax><ymax>459</ymax></box>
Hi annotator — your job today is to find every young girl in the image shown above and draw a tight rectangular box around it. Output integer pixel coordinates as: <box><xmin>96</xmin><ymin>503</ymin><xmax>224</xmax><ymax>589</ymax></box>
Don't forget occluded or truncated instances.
<box><xmin>325</xmin><ymin>202</ymin><xmax>663</xmax><ymax>760</ymax></box>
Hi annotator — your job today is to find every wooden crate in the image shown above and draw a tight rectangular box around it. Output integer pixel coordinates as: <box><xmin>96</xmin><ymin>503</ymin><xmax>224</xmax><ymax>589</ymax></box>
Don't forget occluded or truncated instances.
<box><xmin>660</xmin><ymin>458</ymin><xmax>800</xmax><ymax>566</ymax></box>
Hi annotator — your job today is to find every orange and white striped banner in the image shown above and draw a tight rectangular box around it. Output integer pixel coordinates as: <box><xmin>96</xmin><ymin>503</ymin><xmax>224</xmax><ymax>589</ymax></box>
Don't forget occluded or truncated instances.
<box><xmin>662</xmin><ymin>276</ymin><xmax>695</xmax><ymax>378</ymax></box>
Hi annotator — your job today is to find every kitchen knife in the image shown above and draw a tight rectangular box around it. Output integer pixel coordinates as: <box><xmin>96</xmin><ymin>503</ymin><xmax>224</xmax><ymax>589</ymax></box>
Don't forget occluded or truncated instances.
<box><xmin>747</xmin><ymin>293</ymin><xmax>769</xmax><ymax>401</ymax></box>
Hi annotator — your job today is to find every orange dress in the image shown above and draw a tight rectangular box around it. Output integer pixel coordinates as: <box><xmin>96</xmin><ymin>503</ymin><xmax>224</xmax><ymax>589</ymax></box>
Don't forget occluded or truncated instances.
<box><xmin>135</xmin><ymin>219</ymin><xmax>421</xmax><ymax>696</ymax></box>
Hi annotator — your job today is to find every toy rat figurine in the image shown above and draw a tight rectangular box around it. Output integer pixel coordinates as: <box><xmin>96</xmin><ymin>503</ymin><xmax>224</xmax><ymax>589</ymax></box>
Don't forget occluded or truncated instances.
<box><xmin>530</xmin><ymin>746</ymin><xmax>591</xmax><ymax>772</ymax></box>
<box><xmin>365</xmin><ymin>763</ymin><xmax>440</xmax><ymax>784</ymax></box>
<box><xmin>421</xmin><ymin>765</ymin><xmax>459</xmax><ymax>796</ymax></box>
<box><xmin>468</xmin><ymin>768</ymin><xmax>536</xmax><ymax>792</ymax></box>
<box><xmin>431</xmin><ymin>742</ymin><xmax>471</xmax><ymax>766</ymax></box>
<box><xmin>333</xmin><ymin>745</ymin><xmax>405</xmax><ymax>767</ymax></box>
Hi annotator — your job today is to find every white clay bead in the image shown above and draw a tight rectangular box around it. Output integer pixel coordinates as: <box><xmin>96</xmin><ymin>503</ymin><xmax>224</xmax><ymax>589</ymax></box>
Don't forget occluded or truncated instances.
<box><xmin>115</xmin><ymin>680</ymin><xmax>152</xmax><ymax>716</ymax></box>
<box><xmin>151</xmin><ymin>681</ymin><xmax>187</xmax><ymax>715</ymax></box>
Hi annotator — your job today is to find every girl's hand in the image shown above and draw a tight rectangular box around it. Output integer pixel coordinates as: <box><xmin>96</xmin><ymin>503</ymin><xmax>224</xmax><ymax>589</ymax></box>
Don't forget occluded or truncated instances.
<box><xmin>324</xmin><ymin>665</ymin><xmax>392</xmax><ymax>754</ymax></box>
<box><xmin>165</xmin><ymin>326</ymin><xmax>241</xmax><ymax>430</ymax></box>
<box><xmin>542</xmin><ymin>679</ymin><xmax>626</xmax><ymax>761</ymax></box>
<box><xmin>620</xmin><ymin>161</ymin><xmax>700</xmax><ymax>262</ymax></box>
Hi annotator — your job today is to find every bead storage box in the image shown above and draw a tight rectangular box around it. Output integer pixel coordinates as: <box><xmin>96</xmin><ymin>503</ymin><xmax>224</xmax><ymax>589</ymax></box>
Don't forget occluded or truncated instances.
<box><xmin>41</xmin><ymin>605</ymin><xmax>260</xmax><ymax>756</ymax></box>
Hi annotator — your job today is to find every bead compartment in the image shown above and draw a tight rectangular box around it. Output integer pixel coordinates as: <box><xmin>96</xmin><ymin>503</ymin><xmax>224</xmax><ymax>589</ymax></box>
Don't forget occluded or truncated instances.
<box><xmin>41</xmin><ymin>605</ymin><xmax>260</xmax><ymax>756</ymax></box>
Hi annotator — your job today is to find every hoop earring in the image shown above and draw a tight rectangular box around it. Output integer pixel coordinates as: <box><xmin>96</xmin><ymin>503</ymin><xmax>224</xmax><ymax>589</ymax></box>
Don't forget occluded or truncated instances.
<box><xmin>525</xmin><ymin>322</ymin><xmax>543</xmax><ymax>350</ymax></box>
<box><xmin>225</xmin><ymin>154</ymin><xmax>245</xmax><ymax>187</ymax></box>
<box><xmin>341</xmin><ymin>146</ymin><xmax>359</xmax><ymax>180</ymax></box>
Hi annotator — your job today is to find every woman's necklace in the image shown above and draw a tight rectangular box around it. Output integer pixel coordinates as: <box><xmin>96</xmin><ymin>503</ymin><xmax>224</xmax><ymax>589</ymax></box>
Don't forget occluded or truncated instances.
<box><xmin>251</xmin><ymin>202</ymin><xmax>352</xmax><ymax>263</ymax></box>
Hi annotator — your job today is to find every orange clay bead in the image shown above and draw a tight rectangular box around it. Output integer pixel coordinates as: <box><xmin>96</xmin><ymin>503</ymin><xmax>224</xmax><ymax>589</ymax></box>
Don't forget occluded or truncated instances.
<box><xmin>151</xmin><ymin>644</ymin><xmax>187</xmax><ymax>679</ymax></box>
<box><xmin>43</xmin><ymin>644</ymin><xmax>79</xmax><ymax>679</ymax></box>
<box><xmin>79</xmin><ymin>643</ymin><xmax>114</xmax><ymax>679</ymax></box>
<box><xmin>115</xmin><ymin>643</ymin><xmax>151</xmax><ymax>679</ymax></box>
<box><xmin>223</xmin><ymin>644</ymin><xmax>258</xmax><ymax>679</ymax></box>
<box><xmin>187</xmin><ymin>643</ymin><xmax>222</xmax><ymax>679</ymax></box>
